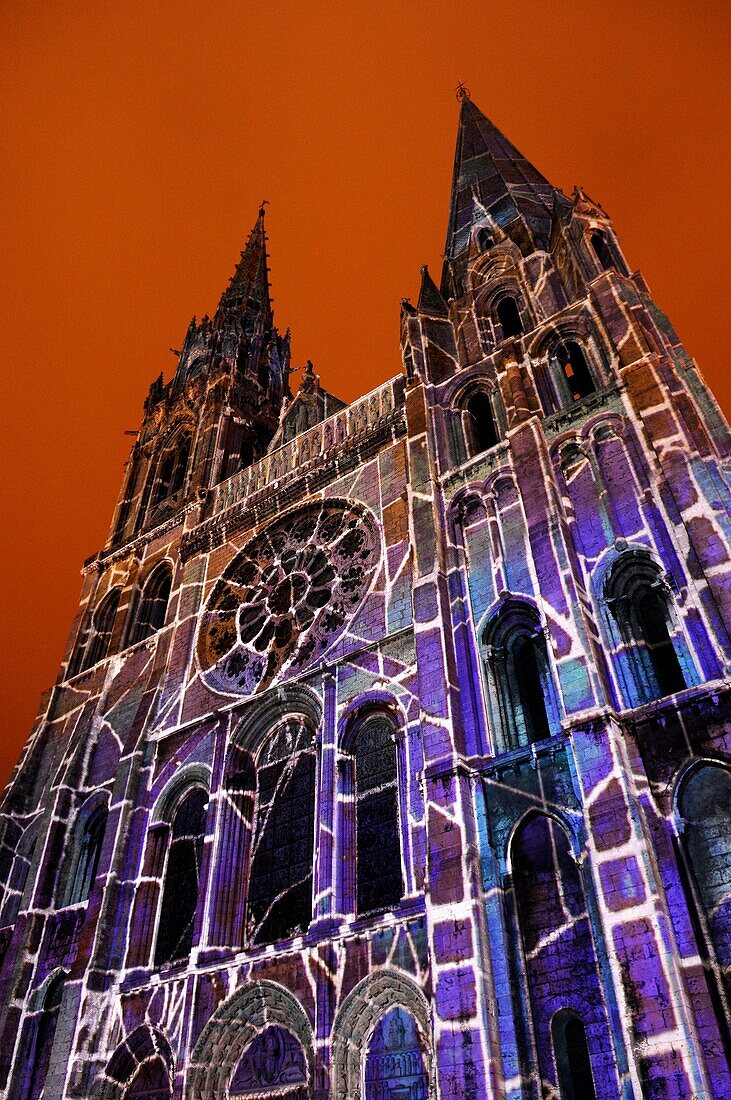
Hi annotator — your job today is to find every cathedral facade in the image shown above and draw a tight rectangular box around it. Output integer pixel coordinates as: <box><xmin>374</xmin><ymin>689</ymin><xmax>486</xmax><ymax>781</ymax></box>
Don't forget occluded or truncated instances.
<box><xmin>0</xmin><ymin>94</ymin><xmax>729</xmax><ymax>1100</ymax></box>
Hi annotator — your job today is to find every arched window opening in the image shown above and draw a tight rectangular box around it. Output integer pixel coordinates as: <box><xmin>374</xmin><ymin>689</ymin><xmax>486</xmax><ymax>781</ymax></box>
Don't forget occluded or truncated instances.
<box><xmin>83</xmin><ymin>588</ymin><xmax>121</xmax><ymax>670</ymax></box>
<box><xmin>353</xmin><ymin>715</ymin><xmax>403</xmax><ymax>916</ymax></box>
<box><xmin>229</xmin><ymin>1026</ymin><xmax>308</xmax><ymax>1098</ymax></box>
<box><xmin>514</xmin><ymin>634</ymin><xmax>551</xmax><ymax>743</ymax></box>
<box><xmin>484</xmin><ymin>603</ymin><xmax>555</xmax><ymax>751</ymax></box>
<box><xmin>130</xmin><ymin>565</ymin><xmax>173</xmax><ymax>645</ymax></box>
<box><xmin>590</xmin><ymin>230</ymin><xmax>615</xmax><ymax>273</ymax></box>
<box><xmin>154</xmin><ymin>786</ymin><xmax>208</xmax><ymax>966</ymax></box>
<box><xmin>247</xmin><ymin>720</ymin><xmax>316</xmax><ymax>946</ymax></box>
<box><xmin>68</xmin><ymin>807</ymin><xmax>107</xmax><ymax>905</ymax></box>
<box><xmin>605</xmin><ymin>553</ymin><xmax>687</xmax><ymax>704</ymax></box>
<box><xmin>679</xmin><ymin>766</ymin><xmax>731</xmax><ymax>997</ymax></box>
<box><xmin>497</xmin><ymin>295</ymin><xmax>524</xmax><ymax>338</ymax></box>
<box><xmin>464</xmin><ymin>391</ymin><xmax>498</xmax><ymax>457</ymax></box>
<box><xmin>152</xmin><ymin>433</ymin><xmax>191</xmax><ymax>509</ymax></box>
<box><xmin>477</xmin><ymin>227</ymin><xmax>494</xmax><ymax>252</ymax></box>
<box><xmin>552</xmin><ymin>1011</ymin><xmax>597</xmax><ymax>1100</ymax></box>
<box><xmin>556</xmin><ymin>342</ymin><xmax>595</xmax><ymax>402</ymax></box>
<box><xmin>365</xmin><ymin>1008</ymin><xmax>429</xmax><ymax>1100</ymax></box>
<box><xmin>126</xmin><ymin>1058</ymin><xmax>172</xmax><ymax>1100</ymax></box>
<box><xmin>24</xmin><ymin>974</ymin><xmax>64</xmax><ymax>1100</ymax></box>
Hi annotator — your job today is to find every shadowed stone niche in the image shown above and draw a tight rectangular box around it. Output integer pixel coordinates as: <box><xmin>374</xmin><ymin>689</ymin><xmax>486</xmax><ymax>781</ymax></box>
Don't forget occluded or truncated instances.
<box><xmin>197</xmin><ymin>500</ymin><xmax>381</xmax><ymax>695</ymax></box>
<box><xmin>186</xmin><ymin>980</ymin><xmax>314</xmax><ymax>1100</ymax></box>
<box><xmin>331</xmin><ymin>970</ymin><xmax>434</xmax><ymax>1100</ymax></box>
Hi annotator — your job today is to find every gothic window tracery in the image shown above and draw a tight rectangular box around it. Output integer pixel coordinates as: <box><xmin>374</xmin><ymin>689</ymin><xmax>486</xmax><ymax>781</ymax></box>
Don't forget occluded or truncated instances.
<box><xmin>246</xmin><ymin>719</ymin><xmax>316</xmax><ymax>946</ymax></box>
<box><xmin>151</xmin><ymin>430</ymin><xmax>192</xmax><ymax>512</ymax></box>
<box><xmin>129</xmin><ymin>563</ymin><xmax>173</xmax><ymax>645</ymax></box>
<box><xmin>154</xmin><ymin>786</ymin><xmax>208</xmax><ymax>966</ymax></box>
<box><xmin>67</xmin><ymin>806</ymin><xmax>107</xmax><ymax>905</ymax></box>
<box><xmin>352</xmin><ymin>714</ymin><xmax>403</xmax><ymax>916</ymax></box>
<box><xmin>604</xmin><ymin>552</ymin><xmax>688</xmax><ymax>704</ymax></box>
<box><xmin>198</xmin><ymin>501</ymin><xmax>380</xmax><ymax>696</ymax></box>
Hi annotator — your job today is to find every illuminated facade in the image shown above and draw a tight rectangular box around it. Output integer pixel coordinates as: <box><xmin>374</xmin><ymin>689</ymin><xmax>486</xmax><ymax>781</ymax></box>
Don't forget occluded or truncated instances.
<box><xmin>1</xmin><ymin>94</ymin><xmax>730</xmax><ymax>1099</ymax></box>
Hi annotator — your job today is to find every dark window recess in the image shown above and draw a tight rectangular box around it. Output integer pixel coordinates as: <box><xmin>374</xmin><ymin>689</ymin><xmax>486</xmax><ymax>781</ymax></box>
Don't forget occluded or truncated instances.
<box><xmin>130</xmin><ymin>566</ymin><xmax>172</xmax><ymax>645</ymax></box>
<box><xmin>553</xmin><ymin>1013</ymin><xmax>597</xmax><ymax>1100</ymax></box>
<box><xmin>25</xmin><ymin>975</ymin><xmax>64</xmax><ymax>1100</ymax></box>
<box><xmin>247</xmin><ymin>722</ymin><xmax>316</xmax><ymax>946</ymax></box>
<box><xmin>514</xmin><ymin>635</ymin><xmax>551</xmax><ymax>743</ymax></box>
<box><xmin>477</xmin><ymin>228</ymin><xmax>494</xmax><ymax>251</ymax></box>
<box><xmin>497</xmin><ymin>296</ymin><xmax>524</xmax><ymax>338</ymax></box>
<box><xmin>557</xmin><ymin>342</ymin><xmax>595</xmax><ymax>401</ymax></box>
<box><xmin>465</xmin><ymin>392</ymin><xmax>498</xmax><ymax>456</ymax></box>
<box><xmin>68</xmin><ymin>808</ymin><xmax>107</xmax><ymax>905</ymax></box>
<box><xmin>154</xmin><ymin>787</ymin><xmax>207</xmax><ymax>966</ymax></box>
<box><xmin>635</xmin><ymin>589</ymin><xmax>686</xmax><ymax>696</ymax></box>
<box><xmin>153</xmin><ymin>435</ymin><xmax>191</xmax><ymax>507</ymax></box>
<box><xmin>590</xmin><ymin>230</ymin><xmax>614</xmax><ymax>273</ymax></box>
<box><xmin>84</xmin><ymin>588</ymin><xmax>121</xmax><ymax>670</ymax></box>
<box><xmin>354</xmin><ymin>717</ymin><xmax>403</xmax><ymax>915</ymax></box>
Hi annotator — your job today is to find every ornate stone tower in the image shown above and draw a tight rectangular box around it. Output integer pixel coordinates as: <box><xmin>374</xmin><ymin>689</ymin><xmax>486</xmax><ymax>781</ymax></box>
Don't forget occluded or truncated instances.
<box><xmin>0</xmin><ymin>95</ymin><xmax>729</xmax><ymax>1100</ymax></box>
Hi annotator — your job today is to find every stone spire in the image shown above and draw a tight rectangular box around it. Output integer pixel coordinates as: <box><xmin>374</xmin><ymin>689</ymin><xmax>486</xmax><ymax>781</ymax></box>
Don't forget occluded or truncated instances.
<box><xmin>216</xmin><ymin>203</ymin><xmax>273</xmax><ymax>326</ymax></box>
<box><xmin>440</xmin><ymin>93</ymin><xmax>556</xmax><ymax>297</ymax></box>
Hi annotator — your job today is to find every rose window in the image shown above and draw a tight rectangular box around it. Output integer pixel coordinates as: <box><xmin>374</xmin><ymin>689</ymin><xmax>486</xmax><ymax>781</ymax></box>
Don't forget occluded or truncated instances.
<box><xmin>197</xmin><ymin>500</ymin><xmax>380</xmax><ymax>695</ymax></box>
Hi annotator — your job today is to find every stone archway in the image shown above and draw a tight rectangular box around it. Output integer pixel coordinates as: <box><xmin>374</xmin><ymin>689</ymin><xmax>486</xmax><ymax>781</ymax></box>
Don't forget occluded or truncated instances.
<box><xmin>96</xmin><ymin>1024</ymin><xmax>174</xmax><ymax>1100</ymax></box>
<box><xmin>186</xmin><ymin>980</ymin><xmax>314</xmax><ymax>1099</ymax></box>
<box><xmin>330</xmin><ymin>970</ymin><xmax>434</xmax><ymax>1100</ymax></box>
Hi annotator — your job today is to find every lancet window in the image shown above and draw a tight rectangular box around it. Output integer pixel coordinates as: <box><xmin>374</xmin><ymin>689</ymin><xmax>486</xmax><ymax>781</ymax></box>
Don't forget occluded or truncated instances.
<box><xmin>483</xmin><ymin>602</ymin><xmax>556</xmax><ymax>751</ymax></box>
<box><xmin>552</xmin><ymin>1010</ymin><xmax>597</xmax><ymax>1100</ymax></box>
<box><xmin>129</xmin><ymin>563</ymin><xmax>172</xmax><ymax>645</ymax></box>
<box><xmin>67</xmin><ymin>806</ymin><xmax>107</xmax><ymax>905</ymax></box>
<box><xmin>246</xmin><ymin>719</ymin><xmax>316</xmax><ymax>946</ymax></box>
<box><xmin>151</xmin><ymin>431</ymin><xmax>191</xmax><ymax>509</ymax></box>
<box><xmin>154</xmin><ymin>786</ymin><xmax>208</xmax><ymax>966</ymax></box>
<box><xmin>352</xmin><ymin>714</ymin><xmax>403</xmax><ymax>916</ymax></box>
<box><xmin>72</xmin><ymin>587</ymin><xmax>122</xmax><ymax>674</ymax></box>
<box><xmin>462</xmin><ymin>390</ymin><xmax>498</xmax><ymax>458</ymax></box>
<box><xmin>589</xmin><ymin>230</ymin><xmax>615</xmax><ymax>273</ymax></box>
<box><xmin>496</xmin><ymin>294</ymin><xmax>524</xmax><ymax>338</ymax></box>
<box><xmin>605</xmin><ymin>551</ymin><xmax>688</xmax><ymax>704</ymax></box>
<box><xmin>555</xmin><ymin>341</ymin><xmax>595</xmax><ymax>403</ymax></box>
<box><xmin>23</xmin><ymin>973</ymin><xmax>65</xmax><ymax>1100</ymax></box>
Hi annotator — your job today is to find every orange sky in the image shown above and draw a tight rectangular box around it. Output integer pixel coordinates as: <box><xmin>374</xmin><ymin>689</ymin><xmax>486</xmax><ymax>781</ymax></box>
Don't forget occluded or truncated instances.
<box><xmin>1</xmin><ymin>0</ymin><xmax>729</xmax><ymax>789</ymax></box>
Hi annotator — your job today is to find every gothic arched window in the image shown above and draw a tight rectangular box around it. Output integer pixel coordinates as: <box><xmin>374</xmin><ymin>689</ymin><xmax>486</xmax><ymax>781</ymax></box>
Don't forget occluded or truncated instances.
<box><xmin>154</xmin><ymin>786</ymin><xmax>208</xmax><ymax>966</ymax></box>
<box><xmin>552</xmin><ymin>1010</ymin><xmax>597</xmax><ymax>1100</ymax></box>
<box><xmin>477</xmin><ymin>227</ymin><xmax>494</xmax><ymax>252</ymax></box>
<box><xmin>246</xmin><ymin>720</ymin><xmax>316</xmax><ymax>946</ymax></box>
<box><xmin>130</xmin><ymin>563</ymin><xmax>173</xmax><ymax>645</ymax></box>
<box><xmin>68</xmin><ymin>807</ymin><xmax>107</xmax><ymax>905</ymax></box>
<box><xmin>353</xmin><ymin>714</ymin><xmax>403</xmax><ymax>916</ymax></box>
<box><xmin>152</xmin><ymin>431</ymin><xmax>191</xmax><ymax>509</ymax></box>
<box><xmin>590</xmin><ymin>230</ymin><xmax>615</xmax><ymax>273</ymax></box>
<box><xmin>483</xmin><ymin>602</ymin><xmax>556</xmax><ymax>751</ymax></box>
<box><xmin>605</xmin><ymin>552</ymin><xmax>687</xmax><ymax>704</ymax></box>
<box><xmin>24</xmin><ymin>974</ymin><xmax>65</xmax><ymax>1100</ymax></box>
<box><xmin>82</xmin><ymin>587</ymin><xmax>122</xmax><ymax>671</ymax></box>
<box><xmin>464</xmin><ymin>391</ymin><xmax>498</xmax><ymax>457</ymax></box>
<box><xmin>556</xmin><ymin>342</ymin><xmax>595</xmax><ymax>402</ymax></box>
<box><xmin>496</xmin><ymin>295</ymin><xmax>524</xmax><ymax>338</ymax></box>
<box><xmin>678</xmin><ymin>765</ymin><xmax>731</xmax><ymax>998</ymax></box>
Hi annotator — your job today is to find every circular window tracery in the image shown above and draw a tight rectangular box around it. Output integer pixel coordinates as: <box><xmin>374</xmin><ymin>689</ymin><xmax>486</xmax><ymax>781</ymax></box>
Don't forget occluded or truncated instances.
<box><xmin>197</xmin><ymin>500</ymin><xmax>380</xmax><ymax>695</ymax></box>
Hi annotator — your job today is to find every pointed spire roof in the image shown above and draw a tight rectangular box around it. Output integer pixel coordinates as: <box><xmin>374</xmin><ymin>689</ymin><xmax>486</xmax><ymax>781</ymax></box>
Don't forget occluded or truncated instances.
<box><xmin>217</xmin><ymin>203</ymin><xmax>272</xmax><ymax>323</ymax></box>
<box><xmin>440</xmin><ymin>94</ymin><xmax>556</xmax><ymax>294</ymax></box>
<box><xmin>417</xmin><ymin>265</ymin><xmax>449</xmax><ymax>316</ymax></box>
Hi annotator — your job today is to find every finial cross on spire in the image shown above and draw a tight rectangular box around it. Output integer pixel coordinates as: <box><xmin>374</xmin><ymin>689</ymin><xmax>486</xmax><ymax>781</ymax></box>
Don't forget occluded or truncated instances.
<box><xmin>259</xmin><ymin>199</ymin><xmax>269</xmax><ymax>217</ymax></box>
<box><xmin>456</xmin><ymin>81</ymin><xmax>471</xmax><ymax>101</ymax></box>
